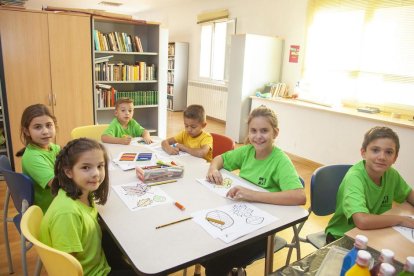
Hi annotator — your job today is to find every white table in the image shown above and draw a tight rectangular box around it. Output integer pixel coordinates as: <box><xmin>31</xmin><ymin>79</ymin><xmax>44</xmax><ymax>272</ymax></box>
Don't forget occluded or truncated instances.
<box><xmin>98</xmin><ymin>142</ymin><xmax>309</xmax><ymax>275</ymax></box>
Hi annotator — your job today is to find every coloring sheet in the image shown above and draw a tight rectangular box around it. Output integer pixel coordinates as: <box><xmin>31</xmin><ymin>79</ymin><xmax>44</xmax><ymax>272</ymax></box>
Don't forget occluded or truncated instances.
<box><xmin>393</xmin><ymin>215</ymin><xmax>414</xmax><ymax>243</ymax></box>
<box><xmin>150</xmin><ymin>144</ymin><xmax>190</xmax><ymax>158</ymax></box>
<box><xmin>197</xmin><ymin>170</ymin><xmax>260</xmax><ymax>199</ymax></box>
<box><xmin>130</xmin><ymin>137</ymin><xmax>162</xmax><ymax>147</ymax></box>
<box><xmin>112</xmin><ymin>152</ymin><xmax>155</xmax><ymax>171</ymax></box>
<box><xmin>112</xmin><ymin>182</ymin><xmax>173</xmax><ymax>211</ymax></box>
<box><xmin>192</xmin><ymin>202</ymin><xmax>278</xmax><ymax>243</ymax></box>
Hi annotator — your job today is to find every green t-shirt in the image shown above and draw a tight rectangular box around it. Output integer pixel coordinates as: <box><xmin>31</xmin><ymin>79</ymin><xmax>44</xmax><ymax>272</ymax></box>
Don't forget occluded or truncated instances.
<box><xmin>222</xmin><ymin>145</ymin><xmax>302</xmax><ymax>192</ymax></box>
<box><xmin>40</xmin><ymin>189</ymin><xmax>111</xmax><ymax>276</ymax></box>
<box><xmin>22</xmin><ymin>143</ymin><xmax>60</xmax><ymax>213</ymax></box>
<box><xmin>326</xmin><ymin>160</ymin><xmax>412</xmax><ymax>239</ymax></box>
<box><xmin>103</xmin><ymin>118</ymin><xmax>145</xmax><ymax>138</ymax></box>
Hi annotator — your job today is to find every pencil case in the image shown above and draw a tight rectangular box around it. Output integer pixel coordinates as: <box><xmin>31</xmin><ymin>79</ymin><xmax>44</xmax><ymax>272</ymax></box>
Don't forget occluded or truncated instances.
<box><xmin>136</xmin><ymin>163</ymin><xmax>184</xmax><ymax>183</ymax></box>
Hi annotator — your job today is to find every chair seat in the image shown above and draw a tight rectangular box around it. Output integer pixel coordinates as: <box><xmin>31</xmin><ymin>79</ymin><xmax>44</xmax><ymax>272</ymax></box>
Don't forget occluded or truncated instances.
<box><xmin>307</xmin><ymin>231</ymin><xmax>327</xmax><ymax>249</ymax></box>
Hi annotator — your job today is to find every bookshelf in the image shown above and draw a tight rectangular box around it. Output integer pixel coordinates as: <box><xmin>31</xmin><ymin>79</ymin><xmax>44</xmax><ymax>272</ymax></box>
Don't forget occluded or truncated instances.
<box><xmin>0</xmin><ymin>74</ymin><xmax>12</xmax><ymax>175</ymax></box>
<box><xmin>167</xmin><ymin>42</ymin><xmax>189</xmax><ymax>111</ymax></box>
<box><xmin>93</xmin><ymin>17</ymin><xmax>167</xmax><ymax>137</ymax></box>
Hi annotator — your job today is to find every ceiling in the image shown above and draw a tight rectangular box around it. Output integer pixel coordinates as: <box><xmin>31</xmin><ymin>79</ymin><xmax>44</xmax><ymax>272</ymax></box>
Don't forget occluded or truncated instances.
<box><xmin>24</xmin><ymin>0</ymin><xmax>187</xmax><ymax>15</ymax></box>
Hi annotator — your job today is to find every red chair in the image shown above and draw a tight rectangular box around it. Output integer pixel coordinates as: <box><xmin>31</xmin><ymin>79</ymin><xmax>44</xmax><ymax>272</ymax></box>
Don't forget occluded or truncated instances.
<box><xmin>211</xmin><ymin>133</ymin><xmax>235</xmax><ymax>158</ymax></box>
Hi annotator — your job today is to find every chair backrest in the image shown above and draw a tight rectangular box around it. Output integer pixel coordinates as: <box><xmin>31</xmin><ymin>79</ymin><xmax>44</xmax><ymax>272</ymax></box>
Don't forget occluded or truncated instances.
<box><xmin>310</xmin><ymin>164</ymin><xmax>352</xmax><ymax>216</ymax></box>
<box><xmin>21</xmin><ymin>205</ymin><xmax>83</xmax><ymax>276</ymax></box>
<box><xmin>211</xmin><ymin>133</ymin><xmax>235</xmax><ymax>158</ymax></box>
<box><xmin>70</xmin><ymin>124</ymin><xmax>109</xmax><ymax>141</ymax></box>
<box><xmin>0</xmin><ymin>155</ymin><xmax>12</xmax><ymax>172</ymax></box>
<box><xmin>3</xmin><ymin>170</ymin><xmax>34</xmax><ymax>214</ymax></box>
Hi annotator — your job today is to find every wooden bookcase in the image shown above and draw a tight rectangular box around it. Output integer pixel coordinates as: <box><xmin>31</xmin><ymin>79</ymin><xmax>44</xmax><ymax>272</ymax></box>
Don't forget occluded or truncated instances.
<box><xmin>92</xmin><ymin>17</ymin><xmax>167</xmax><ymax>137</ymax></box>
<box><xmin>167</xmin><ymin>42</ymin><xmax>189</xmax><ymax>111</ymax></box>
<box><xmin>0</xmin><ymin>9</ymin><xmax>94</xmax><ymax>171</ymax></box>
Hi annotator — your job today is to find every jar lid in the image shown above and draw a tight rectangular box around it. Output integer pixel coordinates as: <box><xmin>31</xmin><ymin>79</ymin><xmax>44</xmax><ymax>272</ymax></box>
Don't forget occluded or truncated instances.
<box><xmin>356</xmin><ymin>250</ymin><xmax>371</xmax><ymax>267</ymax></box>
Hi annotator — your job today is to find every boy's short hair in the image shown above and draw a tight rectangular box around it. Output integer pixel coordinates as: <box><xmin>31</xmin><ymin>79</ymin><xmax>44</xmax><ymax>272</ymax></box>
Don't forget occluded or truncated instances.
<box><xmin>183</xmin><ymin>105</ymin><xmax>206</xmax><ymax>123</ymax></box>
<box><xmin>362</xmin><ymin>126</ymin><xmax>400</xmax><ymax>154</ymax></box>
<box><xmin>115</xmin><ymin>97</ymin><xmax>133</xmax><ymax>109</ymax></box>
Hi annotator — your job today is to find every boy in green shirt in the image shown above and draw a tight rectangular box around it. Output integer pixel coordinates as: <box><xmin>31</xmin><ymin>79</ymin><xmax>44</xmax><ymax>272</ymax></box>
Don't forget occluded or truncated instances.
<box><xmin>325</xmin><ymin>126</ymin><xmax>414</xmax><ymax>243</ymax></box>
<box><xmin>101</xmin><ymin>97</ymin><xmax>152</xmax><ymax>145</ymax></box>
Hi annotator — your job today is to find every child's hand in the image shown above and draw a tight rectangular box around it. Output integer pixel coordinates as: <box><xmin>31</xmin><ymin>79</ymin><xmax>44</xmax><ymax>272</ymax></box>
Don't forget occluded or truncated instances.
<box><xmin>143</xmin><ymin>136</ymin><xmax>152</xmax><ymax>144</ymax></box>
<box><xmin>226</xmin><ymin>186</ymin><xmax>252</xmax><ymax>201</ymax></box>
<box><xmin>400</xmin><ymin>216</ymin><xmax>414</xmax><ymax>229</ymax></box>
<box><xmin>121</xmin><ymin>135</ymin><xmax>132</xmax><ymax>145</ymax></box>
<box><xmin>206</xmin><ymin>169</ymin><xmax>223</xmax><ymax>184</ymax></box>
<box><xmin>165</xmin><ymin>145</ymin><xmax>180</xmax><ymax>155</ymax></box>
<box><xmin>175</xmin><ymin>143</ymin><xmax>186</xmax><ymax>152</ymax></box>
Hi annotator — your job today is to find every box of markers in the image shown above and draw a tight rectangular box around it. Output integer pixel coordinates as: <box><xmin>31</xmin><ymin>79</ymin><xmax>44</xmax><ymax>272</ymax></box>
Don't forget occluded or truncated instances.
<box><xmin>136</xmin><ymin>161</ymin><xmax>184</xmax><ymax>183</ymax></box>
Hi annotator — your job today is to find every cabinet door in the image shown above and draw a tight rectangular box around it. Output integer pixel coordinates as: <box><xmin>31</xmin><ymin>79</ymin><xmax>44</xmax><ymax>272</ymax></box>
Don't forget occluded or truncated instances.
<box><xmin>0</xmin><ymin>10</ymin><xmax>52</xmax><ymax>170</ymax></box>
<box><xmin>48</xmin><ymin>13</ymin><xmax>93</xmax><ymax>146</ymax></box>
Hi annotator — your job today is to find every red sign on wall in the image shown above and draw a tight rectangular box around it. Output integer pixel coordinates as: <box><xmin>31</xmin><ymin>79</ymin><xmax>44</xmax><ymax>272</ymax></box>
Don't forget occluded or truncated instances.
<box><xmin>289</xmin><ymin>45</ymin><xmax>300</xmax><ymax>63</ymax></box>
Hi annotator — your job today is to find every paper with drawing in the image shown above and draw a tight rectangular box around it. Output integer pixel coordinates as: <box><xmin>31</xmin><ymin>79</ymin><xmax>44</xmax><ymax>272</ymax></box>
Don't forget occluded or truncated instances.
<box><xmin>197</xmin><ymin>170</ymin><xmax>260</xmax><ymax>198</ymax></box>
<box><xmin>192</xmin><ymin>202</ymin><xmax>277</xmax><ymax>243</ymax></box>
<box><xmin>393</xmin><ymin>215</ymin><xmax>414</xmax><ymax>243</ymax></box>
<box><xmin>112</xmin><ymin>182</ymin><xmax>173</xmax><ymax>211</ymax></box>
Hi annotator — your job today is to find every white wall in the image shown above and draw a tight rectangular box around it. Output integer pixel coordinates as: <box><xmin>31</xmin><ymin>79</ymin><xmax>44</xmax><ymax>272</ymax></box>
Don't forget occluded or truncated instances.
<box><xmin>251</xmin><ymin>97</ymin><xmax>414</xmax><ymax>186</ymax></box>
<box><xmin>134</xmin><ymin>0</ymin><xmax>308</xmax><ymax>91</ymax></box>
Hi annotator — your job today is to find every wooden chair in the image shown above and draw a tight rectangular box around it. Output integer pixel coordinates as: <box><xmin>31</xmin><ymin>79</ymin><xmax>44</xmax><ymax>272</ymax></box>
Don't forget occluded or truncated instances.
<box><xmin>21</xmin><ymin>205</ymin><xmax>83</xmax><ymax>276</ymax></box>
<box><xmin>70</xmin><ymin>124</ymin><xmax>109</xmax><ymax>141</ymax></box>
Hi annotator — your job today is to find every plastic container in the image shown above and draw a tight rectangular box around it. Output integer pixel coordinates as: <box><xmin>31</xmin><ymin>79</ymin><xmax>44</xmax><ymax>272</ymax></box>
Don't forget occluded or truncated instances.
<box><xmin>398</xmin><ymin>256</ymin><xmax>414</xmax><ymax>276</ymax></box>
<box><xmin>345</xmin><ymin>250</ymin><xmax>372</xmax><ymax>276</ymax></box>
<box><xmin>341</xmin><ymin>234</ymin><xmax>369</xmax><ymax>276</ymax></box>
<box><xmin>371</xmin><ymin>249</ymin><xmax>395</xmax><ymax>276</ymax></box>
<box><xmin>378</xmin><ymin>263</ymin><xmax>396</xmax><ymax>276</ymax></box>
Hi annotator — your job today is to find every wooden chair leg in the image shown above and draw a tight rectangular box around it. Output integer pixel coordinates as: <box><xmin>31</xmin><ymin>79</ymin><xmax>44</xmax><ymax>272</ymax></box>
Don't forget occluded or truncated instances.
<box><xmin>194</xmin><ymin>264</ymin><xmax>202</xmax><ymax>275</ymax></box>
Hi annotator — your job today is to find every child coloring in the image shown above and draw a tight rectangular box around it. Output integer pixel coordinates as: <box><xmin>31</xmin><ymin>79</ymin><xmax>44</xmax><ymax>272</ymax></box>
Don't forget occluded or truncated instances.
<box><xmin>161</xmin><ymin>104</ymin><xmax>213</xmax><ymax>161</ymax></box>
<box><xmin>101</xmin><ymin>97</ymin><xmax>152</xmax><ymax>145</ymax></box>
<box><xmin>325</xmin><ymin>126</ymin><xmax>414</xmax><ymax>243</ymax></box>
<box><xmin>203</xmin><ymin>105</ymin><xmax>306</xmax><ymax>276</ymax></box>
<box><xmin>18</xmin><ymin>104</ymin><xmax>60</xmax><ymax>213</ymax></box>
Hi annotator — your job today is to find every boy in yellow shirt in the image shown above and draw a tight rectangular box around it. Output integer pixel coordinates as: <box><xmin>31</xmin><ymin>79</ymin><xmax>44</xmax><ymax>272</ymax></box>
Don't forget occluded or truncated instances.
<box><xmin>161</xmin><ymin>104</ymin><xmax>213</xmax><ymax>161</ymax></box>
<box><xmin>101</xmin><ymin>97</ymin><xmax>152</xmax><ymax>145</ymax></box>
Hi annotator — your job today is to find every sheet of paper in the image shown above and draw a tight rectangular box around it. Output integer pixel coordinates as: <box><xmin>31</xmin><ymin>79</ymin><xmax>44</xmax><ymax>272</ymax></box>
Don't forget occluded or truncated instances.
<box><xmin>393</xmin><ymin>215</ymin><xmax>414</xmax><ymax>243</ymax></box>
<box><xmin>192</xmin><ymin>202</ymin><xmax>278</xmax><ymax>243</ymax></box>
<box><xmin>150</xmin><ymin>144</ymin><xmax>190</xmax><ymax>158</ymax></box>
<box><xmin>112</xmin><ymin>182</ymin><xmax>173</xmax><ymax>211</ymax></box>
<box><xmin>130</xmin><ymin>137</ymin><xmax>162</xmax><ymax>147</ymax></box>
<box><xmin>197</xmin><ymin>170</ymin><xmax>260</xmax><ymax>199</ymax></box>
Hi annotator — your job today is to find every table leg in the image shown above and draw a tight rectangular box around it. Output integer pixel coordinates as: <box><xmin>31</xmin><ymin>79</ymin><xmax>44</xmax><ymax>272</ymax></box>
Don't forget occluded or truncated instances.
<box><xmin>265</xmin><ymin>234</ymin><xmax>274</xmax><ymax>275</ymax></box>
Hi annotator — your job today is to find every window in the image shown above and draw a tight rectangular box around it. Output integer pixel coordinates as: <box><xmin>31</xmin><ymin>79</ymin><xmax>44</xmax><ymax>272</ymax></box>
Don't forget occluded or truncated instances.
<box><xmin>299</xmin><ymin>0</ymin><xmax>414</xmax><ymax>115</ymax></box>
<box><xmin>199</xmin><ymin>19</ymin><xmax>236</xmax><ymax>81</ymax></box>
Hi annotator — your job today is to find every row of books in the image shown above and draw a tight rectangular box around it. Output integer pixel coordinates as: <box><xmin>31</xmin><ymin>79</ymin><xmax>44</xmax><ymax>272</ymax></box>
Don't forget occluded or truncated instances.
<box><xmin>168</xmin><ymin>59</ymin><xmax>175</xmax><ymax>70</ymax></box>
<box><xmin>168</xmin><ymin>44</ymin><xmax>175</xmax><ymax>56</ymax></box>
<box><xmin>167</xmin><ymin>84</ymin><xmax>174</xmax><ymax>95</ymax></box>
<box><xmin>96</xmin><ymin>86</ymin><xmax>158</xmax><ymax>108</ymax></box>
<box><xmin>167</xmin><ymin>71</ymin><xmax>174</xmax><ymax>83</ymax></box>
<box><xmin>95</xmin><ymin>62</ymin><xmax>156</xmax><ymax>82</ymax></box>
<box><xmin>93</xmin><ymin>30</ymin><xmax>144</xmax><ymax>52</ymax></box>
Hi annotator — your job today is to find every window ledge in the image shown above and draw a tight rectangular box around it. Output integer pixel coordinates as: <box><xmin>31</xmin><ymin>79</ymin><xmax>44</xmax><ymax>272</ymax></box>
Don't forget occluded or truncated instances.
<box><xmin>250</xmin><ymin>96</ymin><xmax>414</xmax><ymax>130</ymax></box>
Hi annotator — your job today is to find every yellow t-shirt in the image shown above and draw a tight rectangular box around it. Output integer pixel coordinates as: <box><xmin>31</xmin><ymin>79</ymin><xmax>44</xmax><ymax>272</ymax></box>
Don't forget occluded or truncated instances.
<box><xmin>174</xmin><ymin>130</ymin><xmax>213</xmax><ymax>161</ymax></box>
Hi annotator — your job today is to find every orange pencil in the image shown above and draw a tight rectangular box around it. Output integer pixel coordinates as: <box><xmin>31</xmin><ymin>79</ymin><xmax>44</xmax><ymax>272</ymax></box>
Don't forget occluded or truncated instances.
<box><xmin>174</xmin><ymin>201</ymin><xmax>185</xmax><ymax>211</ymax></box>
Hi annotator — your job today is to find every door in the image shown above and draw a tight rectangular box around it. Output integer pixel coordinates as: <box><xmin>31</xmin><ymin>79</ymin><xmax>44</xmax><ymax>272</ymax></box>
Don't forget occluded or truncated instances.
<box><xmin>0</xmin><ymin>10</ymin><xmax>52</xmax><ymax>171</ymax></box>
<box><xmin>48</xmin><ymin>13</ymin><xmax>94</xmax><ymax>146</ymax></box>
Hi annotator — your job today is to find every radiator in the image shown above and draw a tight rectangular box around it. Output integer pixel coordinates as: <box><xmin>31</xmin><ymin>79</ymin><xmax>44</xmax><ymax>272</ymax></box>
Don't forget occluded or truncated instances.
<box><xmin>187</xmin><ymin>81</ymin><xmax>228</xmax><ymax>121</ymax></box>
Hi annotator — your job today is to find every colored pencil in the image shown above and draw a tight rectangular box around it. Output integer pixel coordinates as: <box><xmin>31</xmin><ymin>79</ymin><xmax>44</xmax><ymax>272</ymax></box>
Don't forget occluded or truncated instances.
<box><xmin>174</xmin><ymin>201</ymin><xmax>185</xmax><ymax>211</ymax></box>
<box><xmin>206</xmin><ymin>217</ymin><xmax>225</xmax><ymax>225</ymax></box>
<box><xmin>155</xmin><ymin>217</ymin><xmax>193</xmax><ymax>229</ymax></box>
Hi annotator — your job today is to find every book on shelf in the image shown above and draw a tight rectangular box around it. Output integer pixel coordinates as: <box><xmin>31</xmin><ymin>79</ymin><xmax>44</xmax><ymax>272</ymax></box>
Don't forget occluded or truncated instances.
<box><xmin>95</xmin><ymin>55</ymin><xmax>113</xmax><ymax>63</ymax></box>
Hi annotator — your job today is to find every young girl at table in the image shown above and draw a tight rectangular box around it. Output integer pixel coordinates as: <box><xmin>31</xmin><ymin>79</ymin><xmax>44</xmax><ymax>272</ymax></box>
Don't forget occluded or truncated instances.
<box><xmin>204</xmin><ymin>105</ymin><xmax>306</xmax><ymax>276</ymax></box>
<box><xmin>325</xmin><ymin>126</ymin><xmax>414</xmax><ymax>243</ymax></box>
<box><xmin>17</xmin><ymin>104</ymin><xmax>60</xmax><ymax>213</ymax></box>
<box><xmin>40</xmin><ymin>138</ymin><xmax>135</xmax><ymax>275</ymax></box>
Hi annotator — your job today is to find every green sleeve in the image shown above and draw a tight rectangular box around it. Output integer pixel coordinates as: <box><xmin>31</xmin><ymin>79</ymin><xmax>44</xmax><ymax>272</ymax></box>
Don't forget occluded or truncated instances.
<box><xmin>342</xmin><ymin>175</ymin><xmax>370</xmax><ymax>220</ymax></box>
<box><xmin>49</xmin><ymin>212</ymin><xmax>84</xmax><ymax>253</ymax></box>
<box><xmin>130</xmin><ymin>119</ymin><xmax>145</xmax><ymax>137</ymax></box>
<box><xmin>222</xmin><ymin>146</ymin><xmax>246</xmax><ymax>171</ymax></box>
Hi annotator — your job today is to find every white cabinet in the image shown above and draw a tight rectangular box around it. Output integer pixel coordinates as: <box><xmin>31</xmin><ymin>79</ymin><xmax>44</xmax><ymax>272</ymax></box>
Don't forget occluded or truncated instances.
<box><xmin>167</xmin><ymin>42</ymin><xmax>189</xmax><ymax>111</ymax></box>
<box><xmin>93</xmin><ymin>17</ymin><xmax>167</xmax><ymax>138</ymax></box>
<box><xmin>226</xmin><ymin>34</ymin><xmax>283</xmax><ymax>143</ymax></box>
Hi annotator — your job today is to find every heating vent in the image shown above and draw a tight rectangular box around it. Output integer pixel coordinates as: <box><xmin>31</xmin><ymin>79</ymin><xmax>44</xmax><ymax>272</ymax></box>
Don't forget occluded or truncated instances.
<box><xmin>187</xmin><ymin>81</ymin><xmax>228</xmax><ymax>121</ymax></box>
